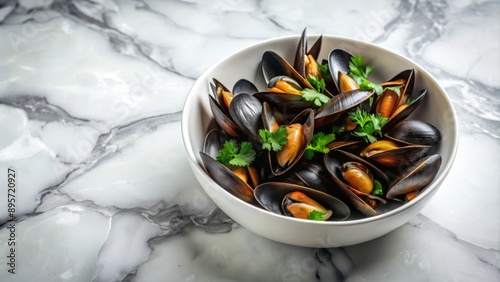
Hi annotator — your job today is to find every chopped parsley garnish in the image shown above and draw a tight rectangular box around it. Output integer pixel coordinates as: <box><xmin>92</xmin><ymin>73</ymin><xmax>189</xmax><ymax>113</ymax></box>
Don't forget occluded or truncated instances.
<box><xmin>259</xmin><ymin>126</ymin><xmax>288</xmax><ymax>151</ymax></box>
<box><xmin>307</xmin><ymin>210</ymin><xmax>327</xmax><ymax>221</ymax></box>
<box><xmin>349</xmin><ymin>108</ymin><xmax>388</xmax><ymax>143</ymax></box>
<box><xmin>359</xmin><ymin>80</ymin><xmax>383</xmax><ymax>96</ymax></box>
<box><xmin>372</xmin><ymin>180</ymin><xmax>384</xmax><ymax>196</ymax></box>
<box><xmin>317</xmin><ymin>62</ymin><xmax>333</xmax><ymax>82</ymax></box>
<box><xmin>305</xmin><ymin>132</ymin><xmax>336</xmax><ymax>160</ymax></box>
<box><xmin>384</xmin><ymin>86</ymin><xmax>402</xmax><ymax>96</ymax></box>
<box><xmin>348</xmin><ymin>54</ymin><xmax>402</xmax><ymax>96</ymax></box>
<box><xmin>301</xmin><ymin>88</ymin><xmax>330</xmax><ymax>107</ymax></box>
<box><xmin>216</xmin><ymin>140</ymin><xmax>256</xmax><ymax>167</ymax></box>
<box><xmin>307</xmin><ymin>74</ymin><xmax>326</xmax><ymax>94</ymax></box>
<box><xmin>349</xmin><ymin>54</ymin><xmax>373</xmax><ymax>82</ymax></box>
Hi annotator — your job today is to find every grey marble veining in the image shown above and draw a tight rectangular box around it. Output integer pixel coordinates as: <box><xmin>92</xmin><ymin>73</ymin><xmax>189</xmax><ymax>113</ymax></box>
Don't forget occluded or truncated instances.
<box><xmin>0</xmin><ymin>0</ymin><xmax>499</xmax><ymax>281</ymax></box>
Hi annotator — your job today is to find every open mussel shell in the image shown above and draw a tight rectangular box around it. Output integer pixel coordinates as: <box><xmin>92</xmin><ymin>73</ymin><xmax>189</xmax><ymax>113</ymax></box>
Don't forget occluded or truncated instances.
<box><xmin>385</xmin><ymin>69</ymin><xmax>415</xmax><ymax>103</ymax></box>
<box><xmin>361</xmin><ymin>140</ymin><xmax>432</xmax><ymax>168</ymax></box>
<box><xmin>203</xmin><ymin>129</ymin><xmax>227</xmax><ymax>159</ymax></box>
<box><xmin>385</xmin><ymin>120</ymin><xmax>441</xmax><ymax>146</ymax></box>
<box><xmin>324</xmin><ymin>149</ymin><xmax>390</xmax><ymax>217</ymax></box>
<box><xmin>254</xmin><ymin>91</ymin><xmax>316</xmax><ymax>114</ymax></box>
<box><xmin>233</xmin><ymin>79</ymin><xmax>258</xmax><ymax>95</ymax></box>
<box><xmin>382</xmin><ymin>89</ymin><xmax>426</xmax><ymax>132</ymax></box>
<box><xmin>262</xmin><ymin>51</ymin><xmax>313</xmax><ymax>89</ymax></box>
<box><xmin>200</xmin><ymin>152</ymin><xmax>257</xmax><ymax>204</ymax></box>
<box><xmin>228</xmin><ymin>93</ymin><xmax>263</xmax><ymax>143</ymax></box>
<box><xmin>294</xmin><ymin>28</ymin><xmax>323</xmax><ymax>78</ymax></box>
<box><xmin>210</xmin><ymin>78</ymin><xmax>234</xmax><ymax>114</ymax></box>
<box><xmin>328</xmin><ymin>49</ymin><xmax>354</xmax><ymax>94</ymax></box>
<box><xmin>254</xmin><ymin>182</ymin><xmax>350</xmax><ymax>221</ymax></box>
<box><xmin>292</xmin><ymin>161</ymin><xmax>344</xmax><ymax>199</ymax></box>
<box><xmin>314</xmin><ymin>89</ymin><xmax>374</xmax><ymax>128</ymax></box>
<box><xmin>386</xmin><ymin>154</ymin><xmax>442</xmax><ymax>200</ymax></box>
<box><xmin>372</xmin><ymin>69</ymin><xmax>416</xmax><ymax>119</ymax></box>
<box><xmin>208</xmin><ymin>95</ymin><xmax>245</xmax><ymax>139</ymax></box>
<box><xmin>262</xmin><ymin>107</ymin><xmax>315</xmax><ymax>176</ymax></box>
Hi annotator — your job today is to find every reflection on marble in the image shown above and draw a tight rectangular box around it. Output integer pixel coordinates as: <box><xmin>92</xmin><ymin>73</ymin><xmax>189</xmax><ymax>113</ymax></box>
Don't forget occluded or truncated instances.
<box><xmin>0</xmin><ymin>0</ymin><xmax>498</xmax><ymax>281</ymax></box>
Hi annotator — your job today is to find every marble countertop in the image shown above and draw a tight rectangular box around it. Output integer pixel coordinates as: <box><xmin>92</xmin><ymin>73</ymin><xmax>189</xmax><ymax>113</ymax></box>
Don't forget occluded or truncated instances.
<box><xmin>0</xmin><ymin>0</ymin><xmax>498</xmax><ymax>281</ymax></box>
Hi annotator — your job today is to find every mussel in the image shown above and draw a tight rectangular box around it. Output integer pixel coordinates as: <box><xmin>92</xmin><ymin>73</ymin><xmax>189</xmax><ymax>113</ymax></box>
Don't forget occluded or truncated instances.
<box><xmin>262</xmin><ymin>102</ymin><xmax>315</xmax><ymax>176</ymax></box>
<box><xmin>254</xmin><ymin>182</ymin><xmax>350</xmax><ymax>221</ymax></box>
<box><xmin>291</xmin><ymin>160</ymin><xmax>345</xmax><ymax>199</ymax></box>
<box><xmin>385</xmin><ymin>120</ymin><xmax>441</xmax><ymax>146</ymax></box>
<box><xmin>325</xmin><ymin>149</ymin><xmax>392</xmax><ymax>216</ymax></box>
<box><xmin>360</xmin><ymin>140</ymin><xmax>432</xmax><ymax>168</ymax></box>
<box><xmin>328</xmin><ymin>49</ymin><xmax>356</xmax><ymax>94</ymax></box>
<box><xmin>294</xmin><ymin>28</ymin><xmax>323</xmax><ymax>79</ymax></box>
<box><xmin>360</xmin><ymin>118</ymin><xmax>441</xmax><ymax>168</ymax></box>
<box><xmin>254</xmin><ymin>76</ymin><xmax>317</xmax><ymax>114</ymax></box>
<box><xmin>258</xmin><ymin>49</ymin><xmax>334</xmax><ymax>114</ymax></box>
<box><xmin>200</xmin><ymin>152</ymin><xmax>257</xmax><ymax>204</ymax></box>
<box><xmin>373</xmin><ymin>69</ymin><xmax>415</xmax><ymax>118</ymax></box>
<box><xmin>314</xmin><ymin>89</ymin><xmax>374</xmax><ymax>128</ymax></box>
<box><xmin>209</xmin><ymin>79</ymin><xmax>261</xmax><ymax>140</ymax></box>
<box><xmin>386</xmin><ymin>154</ymin><xmax>442</xmax><ymax>200</ymax></box>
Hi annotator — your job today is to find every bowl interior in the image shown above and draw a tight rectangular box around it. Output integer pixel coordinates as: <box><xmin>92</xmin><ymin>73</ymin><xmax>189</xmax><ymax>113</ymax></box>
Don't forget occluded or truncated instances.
<box><xmin>182</xmin><ymin>35</ymin><xmax>458</xmax><ymax>226</ymax></box>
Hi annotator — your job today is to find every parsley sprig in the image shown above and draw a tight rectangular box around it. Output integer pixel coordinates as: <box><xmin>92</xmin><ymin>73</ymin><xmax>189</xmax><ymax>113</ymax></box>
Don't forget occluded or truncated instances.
<box><xmin>372</xmin><ymin>180</ymin><xmax>384</xmax><ymax>196</ymax></box>
<box><xmin>348</xmin><ymin>108</ymin><xmax>388</xmax><ymax>143</ymax></box>
<box><xmin>307</xmin><ymin>75</ymin><xmax>326</xmax><ymax>94</ymax></box>
<box><xmin>348</xmin><ymin>54</ymin><xmax>402</xmax><ymax>96</ymax></box>
<box><xmin>298</xmin><ymin>75</ymin><xmax>330</xmax><ymax>107</ymax></box>
<box><xmin>216</xmin><ymin>140</ymin><xmax>256</xmax><ymax>167</ymax></box>
<box><xmin>307</xmin><ymin>210</ymin><xmax>327</xmax><ymax>221</ymax></box>
<box><xmin>317</xmin><ymin>62</ymin><xmax>333</xmax><ymax>82</ymax></box>
<box><xmin>259</xmin><ymin>126</ymin><xmax>288</xmax><ymax>151</ymax></box>
<box><xmin>305</xmin><ymin>132</ymin><xmax>336</xmax><ymax>160</ymax></box>
<box><xmin>301</xmin><ymin>88</ymin><xmax>330</xmax><ymax>107</ymax></box>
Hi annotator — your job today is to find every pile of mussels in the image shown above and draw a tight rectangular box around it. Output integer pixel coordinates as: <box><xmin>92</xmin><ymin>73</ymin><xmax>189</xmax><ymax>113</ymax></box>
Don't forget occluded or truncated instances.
<box><xmin>200</xmin><ymin>30</ymin><xmax>442</xmax><ymax>221</ymax></box>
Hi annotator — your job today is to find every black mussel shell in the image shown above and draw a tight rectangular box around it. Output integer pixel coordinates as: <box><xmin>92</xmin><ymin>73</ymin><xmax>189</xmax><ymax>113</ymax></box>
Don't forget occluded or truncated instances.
<box><xmin>385</xmin><ymin>120</ymin><xmax>441</xmax><ymax>146</ymax></box>
<box><xmin>202</xmin><ymin>129</ymin><xmax>228</xmax><ymax>159</ymax></box>
<box><xmin>209</xmin><ymin>95</ymin><xmax>245</xmax><ymax>139</ymax></box>
<box><xmin>229</xmin><ymin>94</ymin><xmax>263</xmax><ymax>143</ymax></box>
<box><xmin>200</xmin><ymin>152</ymin><xmax>257</xmax><ymax>204</ymax></box>
<box><xmin>386</xmin><ymin>154</ymin><xmax>442</xmax><ymax>199</ymax></box>
<box><xmin>253</xmin><ymin>182</ymin><xmax>350</xmax><ymax>221</ymax></box>
<box><xmin>315</xmin><ymin>89</ymin><xmax>374</xmax><ymax>128</ymax></box>
<box><xmin>233</xmin><ymin>79</ymin><xmax>259</xmax><ymax>95</ymax></box>
<box><xmin>254</xmin><ymin>92</ymin><xmax>317</xmax><ymax>114</ymax></box>
<box><xmin>325</xmin><ymin>149</ymin><xmax>391</xmax><ymax>216</ymax></box>
<box><xmin>328</xmin><ymin>49</ymin><xmax>354</xmax><ymax>94</ymax></box>
<box><xmin>382</xmin><ymin>89</ymin><xmax>426</xmax><ymax>132</ymax></box>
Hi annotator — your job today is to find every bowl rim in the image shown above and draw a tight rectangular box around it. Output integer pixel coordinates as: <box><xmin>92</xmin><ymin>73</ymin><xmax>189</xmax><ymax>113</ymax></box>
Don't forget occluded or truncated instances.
<box><xmin>182</xmin><ymin>34</ymin><xmax>459</xmax><ymax>226</ymax></box>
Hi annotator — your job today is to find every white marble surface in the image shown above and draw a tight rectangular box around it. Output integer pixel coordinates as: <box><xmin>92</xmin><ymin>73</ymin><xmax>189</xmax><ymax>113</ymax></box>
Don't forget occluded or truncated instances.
<box><xmin>0</xmin><ymin>0</ymin><xmax>499</xmax><ymax>281</ymax></box>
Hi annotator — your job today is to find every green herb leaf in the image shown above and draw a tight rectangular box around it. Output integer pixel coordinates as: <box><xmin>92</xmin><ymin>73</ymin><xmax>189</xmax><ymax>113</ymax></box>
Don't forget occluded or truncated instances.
<box><xmin>384</xmin><ymin>86</ymin><xmax>402</xmax><ymax>96</ymax></box>
<box><xmin>216</xmin><ymin>140</ymin><xmax>256</xmax><ymax>167</ymax></box>
<box><xmin>359</xmin><ymin>80</ymin><xmax>384</xmax><ymax>95</ymax></box>
<box><xmin>317</xmin><ymin>62</ymin><xmax>333</xmax><ymax>81</ymax></box>
<box><xmin>349</xmin><ymin>108</ymin><xmax>389</xmax><ymax>143</ymax></box>
<box><xmin>372</xmin><ymin>180</ymin><xmax>383</xmax><ymax>196</ymax></box>
<box><xmin>332</xmin><ymin>124</ymin><xmax>345</xmax><ymax>135</ymax></box>
<box><xmin>305</xmin><ymin>132</ymin><xmax>336</xmax><ymax>160</ymax></box>
<box><xmin>301</xmin><ymin>88</ymin><xmax>331</xmax><ymax>107</ymax></box>
<box><xmin>307</xmin><ymin>74</ymin><xmax>326</xmax><ymax>93</ymax></box>
<box><xmin>259</xmin><ymin>126</ymin><xmax>288</xmax><ymax>151</ymax></box>
<box><xmin>349</xmin><ymin>54</ymin><xmax>373</xmax><ymax>84</ymax></box>
<box><xmin>307</xmin><ymin>210</ymin><xmax>327</xmax><ymax>221</ymax></box>
<box><xmin>348</xmin><ymin>54</ymin><xmax>389</xmax><ymax>96</ymax></box>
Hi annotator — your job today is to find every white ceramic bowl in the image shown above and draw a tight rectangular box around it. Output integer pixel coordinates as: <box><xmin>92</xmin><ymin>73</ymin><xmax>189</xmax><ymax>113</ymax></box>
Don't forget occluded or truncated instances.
<box><xmin>182</xmin><ymin>35</ymin><xmax>458</xmax><ymax>247</ymax></box>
